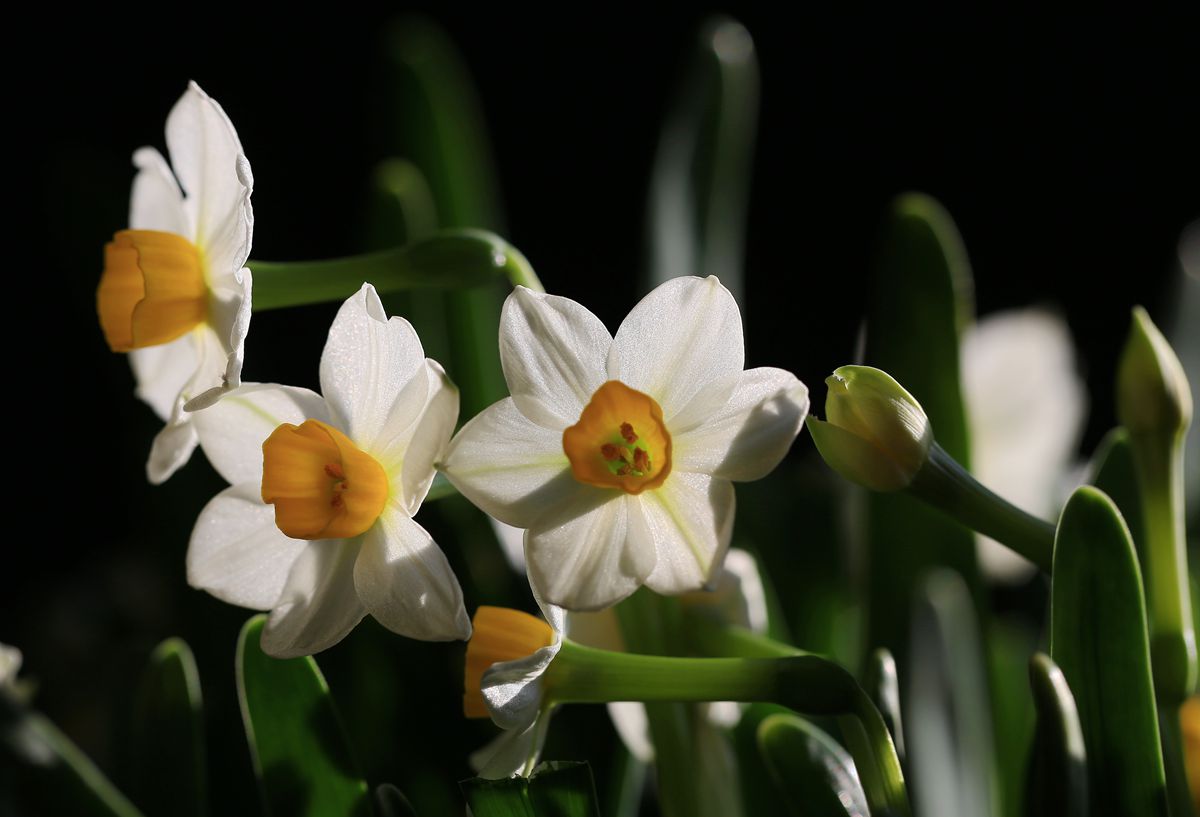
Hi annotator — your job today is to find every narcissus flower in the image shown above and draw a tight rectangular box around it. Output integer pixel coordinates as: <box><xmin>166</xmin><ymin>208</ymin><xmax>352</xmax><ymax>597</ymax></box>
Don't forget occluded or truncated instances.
<box><xmin>186</xmin><ymin>285</ymin><xmax>469</xmax><ymax>657</ymax></box>
<box><xmin>442</xmin><ymin>276</ymin><xmax>809</xmax><ymax>611</ymax></box>
<box><xmin>96</xmin><ymin>82</ymin><xmax>254</xmax><ymax>483</ymax></box>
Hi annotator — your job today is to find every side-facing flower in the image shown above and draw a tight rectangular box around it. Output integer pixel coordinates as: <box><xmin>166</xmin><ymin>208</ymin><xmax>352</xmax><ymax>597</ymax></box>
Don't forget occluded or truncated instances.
<box><xmin>442</xmin><ymin>276</ymin><xmax>809</xmax><ymax>611</ymax></box>
<box><xmin>96</xmin><ymin>82</ymin><xmax>254</xmax><ymax>483</ymax></box>
<box><xmin>186</xmin><ymin>284</ymin><xmax>469</xmax><ymax>657</ymax></box>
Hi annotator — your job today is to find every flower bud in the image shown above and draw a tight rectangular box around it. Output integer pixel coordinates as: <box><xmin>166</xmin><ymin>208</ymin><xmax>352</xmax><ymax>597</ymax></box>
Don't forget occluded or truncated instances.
<box><xmin>807</xmin><ymin>366</ymin><xmax>932</xmax><ymax>491</ymax></box>
<box><xmin>1117</xmin><ymin>307</ymin><xmax>1192</xmax><ymax>439</ymax></box>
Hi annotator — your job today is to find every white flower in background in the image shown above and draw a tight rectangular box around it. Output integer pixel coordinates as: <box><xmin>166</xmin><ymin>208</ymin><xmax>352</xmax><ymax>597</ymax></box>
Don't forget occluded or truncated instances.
<box><xmin>0</xmin><ymin>643</ymin><xmax>21</xmax><ymax>689</ymax></box>
<box><xmin>442</xmin><ymin>276</ymin><xmax>809</xmax><ymax>611</ymax></box>
<box><xmin>186</xmin><ymin>284</ymin><xmax>469</xmax><ymax>657</ymax></box>
<box><xmin>96</xmin><ymin>82</ymin><xmax>254</xmax><ymax>484</ymax></box>
<box><xmin>961</xmin><ymin>308</ymin><xmax>1085</xmax><ymax>582</ymax></box>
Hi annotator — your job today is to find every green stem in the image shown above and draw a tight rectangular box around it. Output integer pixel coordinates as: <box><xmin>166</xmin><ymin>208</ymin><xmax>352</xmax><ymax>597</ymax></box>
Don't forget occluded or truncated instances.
<box><xmin>910</xmin><ymin>442</ymin><xmax>1056</xmax><ymax>572</ymax></box>
<box><xmin>682</xmin><ymin>616</ymin><xmax>911</xmax><ymax>817</ymax></box>
<box><xmin>1131</xmin><ymin>431</ymin><xmax>1197</xmax><ymax>704</ymax></box>
<box><xmin>247</xmin><ymin>228</ymin><xmax>542</xmax><ymax>311</ymax></box>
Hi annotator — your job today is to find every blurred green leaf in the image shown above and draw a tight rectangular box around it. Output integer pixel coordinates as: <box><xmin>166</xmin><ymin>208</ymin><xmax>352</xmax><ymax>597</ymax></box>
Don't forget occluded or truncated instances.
<box><xmin>235</xmin><ymin>615</ymin><xmax>370</xmax><ymax>817</ymax></box>
<box><xmin>863</xmin><ymin>193</ymin><xmax>982</xmax><ymax>671</ymax></box>
<box><xmin>131</xmin><ymin>637</ymin><xmax>205</xmax><ymax>817</ymax></box>
<box><xmin>646</xmin><ymin>15</ymin><xmax>758</xmax><ymax>305</ymax></box>
<box><xmin>862</xmin><ymin>648</ymin><xmax>905</xmax><ymax>762</ymax></box>
<box><xmin>601</xmin><ymin>744</ymin><xmax>645</xmax><ymax>817</ymax></box>
<box><xmin>985</xmin><ymin>620</ymin><xmax>1037</xmax><ymax>817</ymax></box>
<box><xmin>1090</xmin><ymin>428</ymin><xmax>1148</xmax><ymax>581</ymax></box>
<box><xmin>374</xmin><ymin>783</ymin><xmax>419</xmax><ymax>817</ymax></box>
<box><xmin>1050</xmin><ymin>487</ymin><xmax>1167</xmax><ymax>816</ymax></box>
<box><xmin>385</xmin><ymin>16</ymin><xmax>507</xmax><ymax>419</ymax></box>
<box><xmin>757</xmin><ymin>712</ymin><xmax>868</xmax><ymax>817</ymax></box>
<box><xmin>732</xmin><ymin>703</ymin><xmax>796</xmax><ymax>817</ymax></box>
<box><xmin>0</xmin><ymin>692</ymin><xmax>144</xmax><ymax>817</ymax></box>
<box><xmin>908</xmin><ymin>569</ymin><xmax>999</xmax><ymax>817</ymax></box>
<box><xmin>1025</xmin><ymin>653</ymin><xmax>1087</xmax><ymax>817</ymax></box>
<box><xmin>461</xmin><ymin>761</ymin><xmax>601</xmax><ymax>817</ymax></box>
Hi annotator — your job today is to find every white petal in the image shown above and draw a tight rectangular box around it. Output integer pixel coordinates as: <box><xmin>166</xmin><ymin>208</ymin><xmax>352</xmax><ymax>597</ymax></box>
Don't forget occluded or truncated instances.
<box><xmin>389</xmin><ymin>361</ymin><xmax>459</xmax><ymax>515</ymax></box>
<box><xmin>608</xmin><ymin>276</ymin><xmax>744</xmax><ymax>424</ymax></box>
<box><xmin>500</xmin><ymin>286</ymin><xmax>613</xmax><ymax>428</ymax></box>
<box><xmin>319</xmin><ymin>284</ymin><xmax>426</xmax><ymax>446</ymax></box>
<box><xmin>130</xmin><ymin>334</ymin><xmax>196</xmax><ymax>422</ymax></box>
<box><xmin>470</xmin><ymin>712</ymin><xmax>554</xmax><ymax>779</ymax></box>
<box><xmin>128</xmin><ymin>147</ymin><xmax>186</xmax><ymax>234</ymax></box>
<box><xmin>962</xmin><ymin>309</ymin><xmax>1086</xmax><ymax>583</ymax></box>
<box><xmin>481</xmin><ymin>640</ymin><xmax>562</xmax><ymax>731</ymax></box>
<box><xmin>525</xmin><ymin>492</ymin><xmax>657</xmax><ymax>611</ymax></box>
<box><xmin>183</xmin><ymin>268</ymin><xmax>253</xmax><ymax>412</ymax></box>
<box><xmin>147</xmin><ymin>414</ymin><xmax>199</xmax><ymax>484</ymax></box>
<box><xmin>440</xmin><ymin>397</ymin><xmax>575</xmax><ymax>528</ymax></box>
<box><xmin>679</xmin><ymin>548</ymin><xmax>768</xmax><ymax>634</ymax></box>
<box><xmin>640</xmin><ymin>472</ymin><xmax>735</xmax><ymax>595</ymax></box>
<box><xmin>187</xmin><ymin>483</ymin><xmax>307</xmax><ymax>610</ymax></box>
<box><xmin>608</xmin><ymin>702</ymin><xmax>654</xmax><ymax>763</ymax></box>
<box><xmin>165</xmin><ymin>82</ymin><xmax>253</xmax><ymax>274</ymax></box>
<box><xmin>261</xmin><ymin>538</ymin><xmax>366</xmax><ymax>658</ymax></box>
<box><xmin>353</xmin><ymin>507</ymin><xmax>470</xmax><ymax>641</ymax></box>
<box><xmin>672</xmin><ymin>368</ymin><xmax>809</xmax><ymax>480</ymax></box>
<box><xmin>192</xmin><ymin>383</ymin><xmax>328</xmax><ymax>486</ymax></box>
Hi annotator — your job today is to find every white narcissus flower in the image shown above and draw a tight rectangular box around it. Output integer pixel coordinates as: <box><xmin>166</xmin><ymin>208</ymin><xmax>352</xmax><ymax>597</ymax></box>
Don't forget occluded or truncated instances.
<box><xmin>96</xmin><ymin>81</ymin><xmax>254</xmax><ymax>484</ymax></box>
<box><xmin>961</xmin><ymin>308</ymin><xmax>1085</xmax><ymax>582</ymax></box>
<box><xmin>186</xmin><ymin>284</ymin><xmax>470</xmax><ymax>657</ymax></box>
<box><xmin>442</xmin><ymin>276</ymin><xmax>809</xmax><ymax>611</ymax></box>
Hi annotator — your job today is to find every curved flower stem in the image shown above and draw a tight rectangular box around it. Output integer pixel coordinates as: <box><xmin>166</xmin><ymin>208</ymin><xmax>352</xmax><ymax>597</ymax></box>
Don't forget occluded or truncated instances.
<box><xmin>547</xmin><ymin>637</ymin><xmax>912</xmax><ymax>817</ymax></box>
<box><xmin>248</xmin><ymin>228</ymin><xmax>542</xmax><ymax>311</ymax></box>
<box><xmin>683</xmin><ymin>614</ymin><xmax>911</xmax><ymax>817</ymax></box>
<box><xmin>910</xmin><ymin>442</ymin><xmax>1056</xmax><ymax>572</ymax></box>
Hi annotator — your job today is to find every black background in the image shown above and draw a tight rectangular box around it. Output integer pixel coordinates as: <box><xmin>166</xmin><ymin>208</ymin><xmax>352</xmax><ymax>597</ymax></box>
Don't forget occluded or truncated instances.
<box><xmin>10</xmin><ymin>7</ymin><xmax>1200</xmax><ymax>814</ymax></box>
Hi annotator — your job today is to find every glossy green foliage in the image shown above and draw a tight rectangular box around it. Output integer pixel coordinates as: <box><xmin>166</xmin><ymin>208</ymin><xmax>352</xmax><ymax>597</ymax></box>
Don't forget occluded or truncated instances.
<box><xmin>236</xmin><ymin>615</ymin><xmax>370</xmax><ymax>817</ymax></box>
<box><xmin>461</xmin><ymin>761</ymin><xmax>601</xmax><ymax>817</ymax></box>
<box><xmin>646</xmin><ymin>15</ymin><xmax>758</xmax><ymax>304</ymax></box>
<box><xmin>1025</xmin><ymin>653</ymin><xmax>1088</xmax><ymax>817</ymax></box>
<box><xmin>907</xmin><ymin>569</ymin><xmax>999</xmax><ymax>817</ymax></box>
<box><xmin>130</xmin><ymin>638</ymin><xmax>205</xmax><ymax>817</ymax></box>
<box><xmin>1050</xmin><ymin>487</ymin><xmax>1167</xmax><ymax>816</ymax></box>
<box><xmin>1090</xmin><ymin>429</ymin><xmax>1147</xmax><ymax>575</ymax></box>
<box><xmin>863</xmin><ymin>194</ymin><xmax>981</xmax><ymax>669</ymax></box>
<box><xmin>862</xmin><ymin>648</ymin><xmax>905</xmax><ymax>762</ymax></box>
<box><xmin>384</xmin><ymin>16</ymin><xmax>507</xmax><ymax>418</ymax></box>
<box><xmin>757</xmin><ymin>713</ymin><xmax>868</xmax><ymax>817</ymax></box>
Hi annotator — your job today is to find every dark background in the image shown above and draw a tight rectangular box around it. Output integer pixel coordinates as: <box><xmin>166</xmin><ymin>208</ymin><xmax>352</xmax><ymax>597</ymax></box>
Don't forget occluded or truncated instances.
<box><xmin>11</xmin><ymin>8</ymin><xmax>1200</xmax><ymax>815</ymax></box>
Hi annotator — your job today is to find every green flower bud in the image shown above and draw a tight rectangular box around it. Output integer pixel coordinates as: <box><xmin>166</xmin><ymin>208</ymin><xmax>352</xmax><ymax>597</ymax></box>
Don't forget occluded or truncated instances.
<box><xmin>807</xmin><ymin>366</ymin><xmax>932</xmax><ymax>491</ymax></box>
<box><xmin>1117</xmin><ymin>306</ymin><xmax>1192</xmax><ymax>439</ymax></box>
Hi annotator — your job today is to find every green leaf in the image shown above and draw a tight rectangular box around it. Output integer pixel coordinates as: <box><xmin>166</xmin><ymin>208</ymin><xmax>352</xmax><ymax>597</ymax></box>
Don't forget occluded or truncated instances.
<box><xmin>646</xmin><ymin>15</ymin><xmax>758</xmax><ymax>305</ymax></box>
<box><xmin>863</xmin><ymin>193</ymin><xmax>982</xmax><ymax>670</ymax></box>
<box><xmin>757</xmin><ymin>713</ymin><xmax>868</xmax><ymax>817</ymax></box>
<box><xmin>130</xmin><ymin>638</ymin><xmax>205</xmax><ymax>817</ymax></box>
<box><xmin>1050</xmin><ymin>487</ymin><xmax>1167</xmax><ymax>816</ymax></box>
<box><xmin>1</xmin><ymin>692</ymin><xmax>144</xmax><ymax>817</ymax></box>
<box><xmin>732</xmin><ymin>703</ymin><xmax>796</xmax><ymax>817</ymax></box>
<box><xmin>374</xmin><ymin>783</ymin><xmax>419</xmax><ymax>817</ymax></box>
<box><xmin>601</xmin><ymin>744</ymin><xmax>645</xmax><ymax>817</ymax></box>
<box><xmin>1025</xmin><ymin>653</ymin><xmax>1088</xmax><ymax>817</ymax></box>
<box><xmin>862</xmin><ymin>648</ymin><xmax>905</xmax><ymax>762</ymax></box>
<box><xmin>385</xmin><ymin>16</ymin><xmax>508</xmax><ymax>418</ymax></box>
<box><xmin>1090</xmin><ymin>428</ymin><xmax>1147</xmax><ymax>586</ymax></box>
<box><xmin>235</xmin><ymin>615</ymin><xmax>370</xmax><ymax>817</ymax></box>
<box><xmin>460</xmin><ymin>761</ymin><xmax>601</xmax><ymax>817</ymax></box>
<box><xmin>908</xmin><ymin>569</ymin><xmax>1000</xmax><ymax>817</ymax></box>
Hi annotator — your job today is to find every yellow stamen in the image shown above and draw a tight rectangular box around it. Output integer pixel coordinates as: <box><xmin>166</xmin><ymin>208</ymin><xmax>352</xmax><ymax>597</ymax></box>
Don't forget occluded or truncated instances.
<box><xmin>562</xmin><ymin>380</ymin><xmax>672</xmax><ymax>494</ymax></box>
<box><xmin>261</xmin><ymin>420</ymin><xmax>389</xmax><ymax>540</ymax></box>
<box><xmin>96</xmin><ymin>230</ymin><xmax>207</xmax><ymax>352</ymax></box>
<box><xmin>464</xmin><ymin>607</ymin><xmax>556</xmax><ymax>719</ymax></box>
